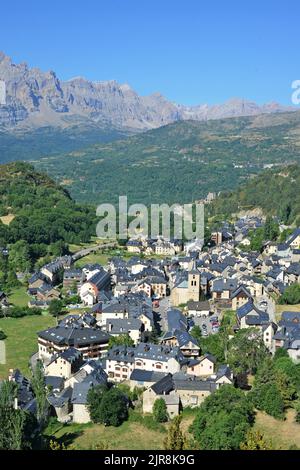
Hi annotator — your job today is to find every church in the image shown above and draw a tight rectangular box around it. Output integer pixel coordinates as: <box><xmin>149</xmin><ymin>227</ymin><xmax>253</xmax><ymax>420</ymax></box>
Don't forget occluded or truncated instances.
<box><xmin>171</xmin><ymin>261</ymin><xmax>202</xmax><ymax>306</ymax></box>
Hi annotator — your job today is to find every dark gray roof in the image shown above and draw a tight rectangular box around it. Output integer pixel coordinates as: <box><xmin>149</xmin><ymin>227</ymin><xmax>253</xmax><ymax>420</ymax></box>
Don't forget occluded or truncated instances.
<box><xmin>281</xmin><ymin>311</ymin><xmax>300</xmax><ymax>324</ymax></box>
<box><xmin>135</xmin><ymin>343</ymin><xmax>185</xmax><ymax>363</ymax></box>
<box><xmin>88</xmin><ymin>269</ymin><xmax>111</xmax><ymax>289</ymax></box>
<box><xmin>130</xmin><ymin>369</ymin><xmax>168</xmax><ymax>383</ymax></box>
<box><xmin>230</xmin><ymin>285</ymin><xmax>252</xmax><ymax>300</ymax></box>
<box><xmin>48</xmin><ymin>386</ymin><xmax>73</xmax><ymax>408</ymax></box>
<box><xmin>286</xmin><ymin>228</ymin><xmax>300</xmax><ymax>246</ymax></box>
<box><xmin>151</xmin><ymin>373</ymin><xmax>174</xmax><ymax>394</ymax></box>
<box><xmin>106</xmin><ymin>318</ymin><xmax>143</xmax><ymax>334</ymax></box>
<box><xmin>38</xmin><ymin>325</ymin><xmax>110</xmax><ymax>347</ymax></box>
<box><xmin>63</xmin><ymin>269</ymin><xmax>83</xmax><ymax>279</ymax></box>
<box><xmin>107</xmin><ymin>342</ymin><xmax>185</xmax><ymax>364</ymax></box>
<box><xmin>71</xmin><ymin>382</ymin><xmax>91</xmax><ymax>405</ymax></box>
<box><xmin>212</xmin><ymin>278</ymin><xmax>238</xmax><ymax>293</ymax></box>
<box><xmin>106</xmin><ymin>345</ymin><xmax>136</xmax><ymax>363</ymax></box>
<box><xmin>59</xmin><ymin>347</ymin><xmax>82</xmax><ymax>363</ymax></box>
<box><xmin>45</xmin><ymin>376</ymin><xmax>64</xmax><ymax>390</ymax></box>
<box><xmin>174</xmin><ymin>378</ymin><xmax>217</xmax><ymax>392</ymax></box>
<box><xmin>172</xmin><ymin>372</ymin><xmax>218</xmax><ymax>392</ymax></box>
<box><xmin>166</xmin><ymin>308</ymin><xmax>187</xmax><ymax>332</ymax></box>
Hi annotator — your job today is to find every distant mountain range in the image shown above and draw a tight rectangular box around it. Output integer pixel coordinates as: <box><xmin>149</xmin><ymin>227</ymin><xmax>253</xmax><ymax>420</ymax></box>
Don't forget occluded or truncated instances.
<box><xmin>0</xmin><ymin>51</ymin><xmax>295</xmax><ymax>132</ymax></box>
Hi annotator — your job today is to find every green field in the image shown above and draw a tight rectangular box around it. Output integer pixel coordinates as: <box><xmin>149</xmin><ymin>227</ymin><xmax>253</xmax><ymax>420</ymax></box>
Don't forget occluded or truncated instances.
<box><xmin>44</xmin><ymin>410</ymin><xmax>168</xmax><ymax>450</ymax></box>
<box><xmin>74</xmin><ymin>249</ymin><xmax>136</xmax><ymax>268</ymax></box>
<box><xmin>8</xmin><ymin>286</ymin><xmax>31</xmax><ymax>307</ymax></box>
<box><xmin>254</xmin><ymin>409</ymin><xmax>300</xmax><ymax>450</ymax></box>
<box><xmin>0</xmin><ymin>315</ymin><xmax>56</xmax><ymax>379</ymax></box>
<box><xmin>75</xmin><ymin>252</ymin><xmax>112</xmax><ymax>267</ymax></box>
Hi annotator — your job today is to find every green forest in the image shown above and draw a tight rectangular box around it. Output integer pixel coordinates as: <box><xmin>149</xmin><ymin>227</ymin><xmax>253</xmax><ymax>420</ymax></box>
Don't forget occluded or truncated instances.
<box><xmin>32</xmin><ymin>110</ymin><xmax>300</xmax><ymax>206</ymax></box>
<box><xmin>209</xmin><ymin>164</ymin><xmax>300</xmax><ymax>225</ymax></box>
<box><xmin>0</xmin><ymin>162</ymin><xmax>97</xmax><ymax>266</ymax></box>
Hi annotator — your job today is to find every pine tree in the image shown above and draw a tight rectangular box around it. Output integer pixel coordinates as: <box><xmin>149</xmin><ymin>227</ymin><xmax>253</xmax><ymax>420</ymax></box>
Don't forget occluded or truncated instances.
<box><xmin>153</xmin><ymin>398</ymin><xmax>168</xmax><ymax>423</ymax></box>
<box><xmin>31</xmin><ymin>360</ymin><xmax>49</xmax><ymax>429</ymax></box>
<box><xmin>163</xmin><ymin>415</ymin><xmax>187</xmax><ymax>450</ymax></box>
<box><xmin>240</xmin><ymin>430</ymin><xmax>274</xmax><ymax>450</ymax></box>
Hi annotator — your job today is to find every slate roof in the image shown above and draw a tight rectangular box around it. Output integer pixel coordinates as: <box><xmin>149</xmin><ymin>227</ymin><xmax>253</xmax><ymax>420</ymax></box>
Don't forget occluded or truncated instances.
<box><xmin>286</xmin><ymin>263</ymin><xmax>300</xmax><ymax>276</ymax></box>
<box><xmin>38</xmin><ymin>325</ymin><xmax>110</xmax><ymax>347</ymax></box>
<box><xmin>172</xmin><ymin>372</ymin><xmax>218</xmax><ymax>392</ymax></box>
<box><xmin>59</xmin><ymin>347</ymin><xmax>82</xmax><ymax>363</ymax></box>
<box><xmin>286</xmin><ymin>228</ymin><xmax>300</xmax><ymax>246</ymax></box>
<box><xmin>106</xmin><ymin>318</ymin><xmax>143</xmax><ymax>334</ymax></box>
<box><xmin>151</xmin><ymin>373</ymin><xmax>174</xmax><ymax>394</ymax></box>
<box><xmin>71</xmin><ymin>382</ymin><xmax>91</xmax><ymax>405</ymax></box>
<box><xmin>230</xmin><ymin>285</ymin><xmax>252</xmax><ymax>300</ymax></box>
<box><xmin>63</xmin><ymin>269</ymin><xmax>83</xmax><ymax>279</ymax></box>
<box><xmin>166</xmin><ymin>309</ymin><xmax>187</xmax><ymax>332</ymax></box>
<box><xmin>106</xmin><ymin>345</ymin><xmax>136</xmax><ymax>363</ymax></box>
<box><xmin>173</xmin><ymin>330</ymin><xmax>199</xmax><ymax>349</ymax></box>
<box><xmin>88</xmin><ymin>269</ymin><xmax>111</xmax><ymax>289</ymax></box>
<box><xmin>280</xmin><ymin>311</ymin><xmax>300</xmax><ymax>325</ymax></box>
<box><xmin>212</xmin><ymin>278</ymin><xmax>238</xmax><ymax>293</ymax></box>
<box><xmin>135</xmin><ymin>343</ymin><xmax>185</xmax><ymax>363</ymax></box>
<box><xmin>237</xmin><ymin>300</ymin><xmax>269</xmax><ymax>325</ymax></box>
<box><xmin>48</xmin><ymin>386</ymin><xmax>73</xmax><ymax>408</ymax></box>
<box><xmin>216</xmin><ymin>365</ymin><xmax>232</xmax><ymax>380</ymax></box>
<box><xmin>45</xmin><ymin>376</ymin><xmax>64</xmax><ymax>390</ymax></box>
<box><xmin>129</xmin><ymin>369</ymin><xmax>168</xmax><ymax>383</ymax></box>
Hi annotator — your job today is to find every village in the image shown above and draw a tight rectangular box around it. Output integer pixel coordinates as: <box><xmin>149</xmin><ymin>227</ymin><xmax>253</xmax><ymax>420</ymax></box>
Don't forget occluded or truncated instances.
<box><xmin>0</xmin><ymin>213</ymin><xmax>299</xmax><ymax>436</ymax></box>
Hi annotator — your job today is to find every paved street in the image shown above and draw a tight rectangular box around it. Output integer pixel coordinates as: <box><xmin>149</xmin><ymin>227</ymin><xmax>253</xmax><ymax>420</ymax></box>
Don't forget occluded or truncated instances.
<box><xmin>154</xmin><ymin>296</ymin><xmax>221</xmax><ymax>337</ymax></box>
<box><xmin>254</xmin><ymin>295</ymin><xmax>276</xmax><ymax>323</ymax></box>
<box><xmin>155</xmin><ymin>296</ymin><xmax>171</xmax><ymax>334</ymax></box>
<box><xmin>72</xmin><ymin>241</ymin><xmax>118</xmax><ymax>261</ymax></box>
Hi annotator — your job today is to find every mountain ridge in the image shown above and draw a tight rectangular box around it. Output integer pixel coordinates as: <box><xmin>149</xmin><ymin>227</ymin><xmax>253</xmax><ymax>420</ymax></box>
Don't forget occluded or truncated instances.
<box><xmin>0</xmin><ymin>51</ymin><xmax>294</xmax><ymax>132</ymax></box>
<box><xmin>32</xmin><ymin>110</ymin><xmax>300</xmax><ymax>206</ymax></box>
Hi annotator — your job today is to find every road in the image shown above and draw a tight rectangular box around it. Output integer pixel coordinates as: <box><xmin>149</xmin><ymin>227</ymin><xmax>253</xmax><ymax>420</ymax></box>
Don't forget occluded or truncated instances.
<box><xmin>254</xmin><ymin>295</ymin><xmax>276</xmax><ymax>323</ymax></box>
<box><xmin>72</xmin><ymin>241</ymin><xmax>118</xmax><ymax>261</ymax></box>
<box><xmin>155</xmin><ymin>296</ymin><xmax>171</xmax><ymax>334</ymax></box>
<box><xmin>154</xmin><ymin>297</ymin><xmax>221</xmax><ymax>337</ymax></box>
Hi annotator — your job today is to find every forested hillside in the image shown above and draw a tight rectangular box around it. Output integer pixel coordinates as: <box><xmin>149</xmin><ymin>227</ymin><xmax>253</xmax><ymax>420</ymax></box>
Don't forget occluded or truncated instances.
<box><xmin>209</xmin><ymin>164</ymin><xmax>300</xmax><ymax>225</ymax></box>
<box><xmin>0</xmin><ymin>125</ymin><xmax>129</xmax><ymax>163</ymax></box>
<box><xmin>33</xmin><ymin>110</ymin><xmax>300</xmax><ymax>206</ymax></box>
<box><xmin>0</xmin><ymin>162</ymin><xmax>97</xmax><ymax>249</ymax></box>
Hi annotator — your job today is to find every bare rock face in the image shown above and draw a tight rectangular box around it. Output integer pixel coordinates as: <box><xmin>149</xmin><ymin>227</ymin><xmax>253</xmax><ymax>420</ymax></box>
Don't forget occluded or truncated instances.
<box><xmin>0</xmin><ymin>51</ymin><xmax>293</xmax><ymax>131</ymax></box>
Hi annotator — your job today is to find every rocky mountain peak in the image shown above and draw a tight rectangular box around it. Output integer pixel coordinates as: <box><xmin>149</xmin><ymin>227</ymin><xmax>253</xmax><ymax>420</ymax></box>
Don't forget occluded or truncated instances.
<box><xmin>0</xmin><ymin>51</ymin><xmax>295</xmax><ymax>131</ymax></box>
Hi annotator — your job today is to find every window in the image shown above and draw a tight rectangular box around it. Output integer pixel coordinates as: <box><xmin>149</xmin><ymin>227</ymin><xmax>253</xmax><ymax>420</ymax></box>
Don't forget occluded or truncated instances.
<box><xmin>191</xmin><ymin>395</ymin><xmax>198</xmax><ymax>405</ymax></box>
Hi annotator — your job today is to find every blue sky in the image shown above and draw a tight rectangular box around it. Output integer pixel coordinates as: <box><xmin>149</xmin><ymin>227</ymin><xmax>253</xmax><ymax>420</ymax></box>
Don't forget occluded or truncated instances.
<box><xmin>0</xmin><ymin>0</ymin><xmax>299</xmax><ymax>105</ymax></box>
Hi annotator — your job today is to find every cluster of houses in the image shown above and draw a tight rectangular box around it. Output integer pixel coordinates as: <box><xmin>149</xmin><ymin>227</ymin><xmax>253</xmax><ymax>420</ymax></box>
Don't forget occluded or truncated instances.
<box><xmin>126</xmin><ymin>237</ymin><xmax>183</xmax><ymax>256</ymax></box>
<box><xmin>4</xmin><ymin>224</ymin><xmax>300</xmax><ymax>426</ymax></box>
<box><xmin>31</xmin><ymin>299</ymin><xmax>234</xmax><ymax>423</ymax></box>
<box><xmin>210</xmin><ymin>216</ymin><xmax>264</xmax><ymax>247</ymax></box>
<box><xmin>27</xmin><ymin>257</ymin><xmax>111</xmax><ymax>308</ymax></box>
